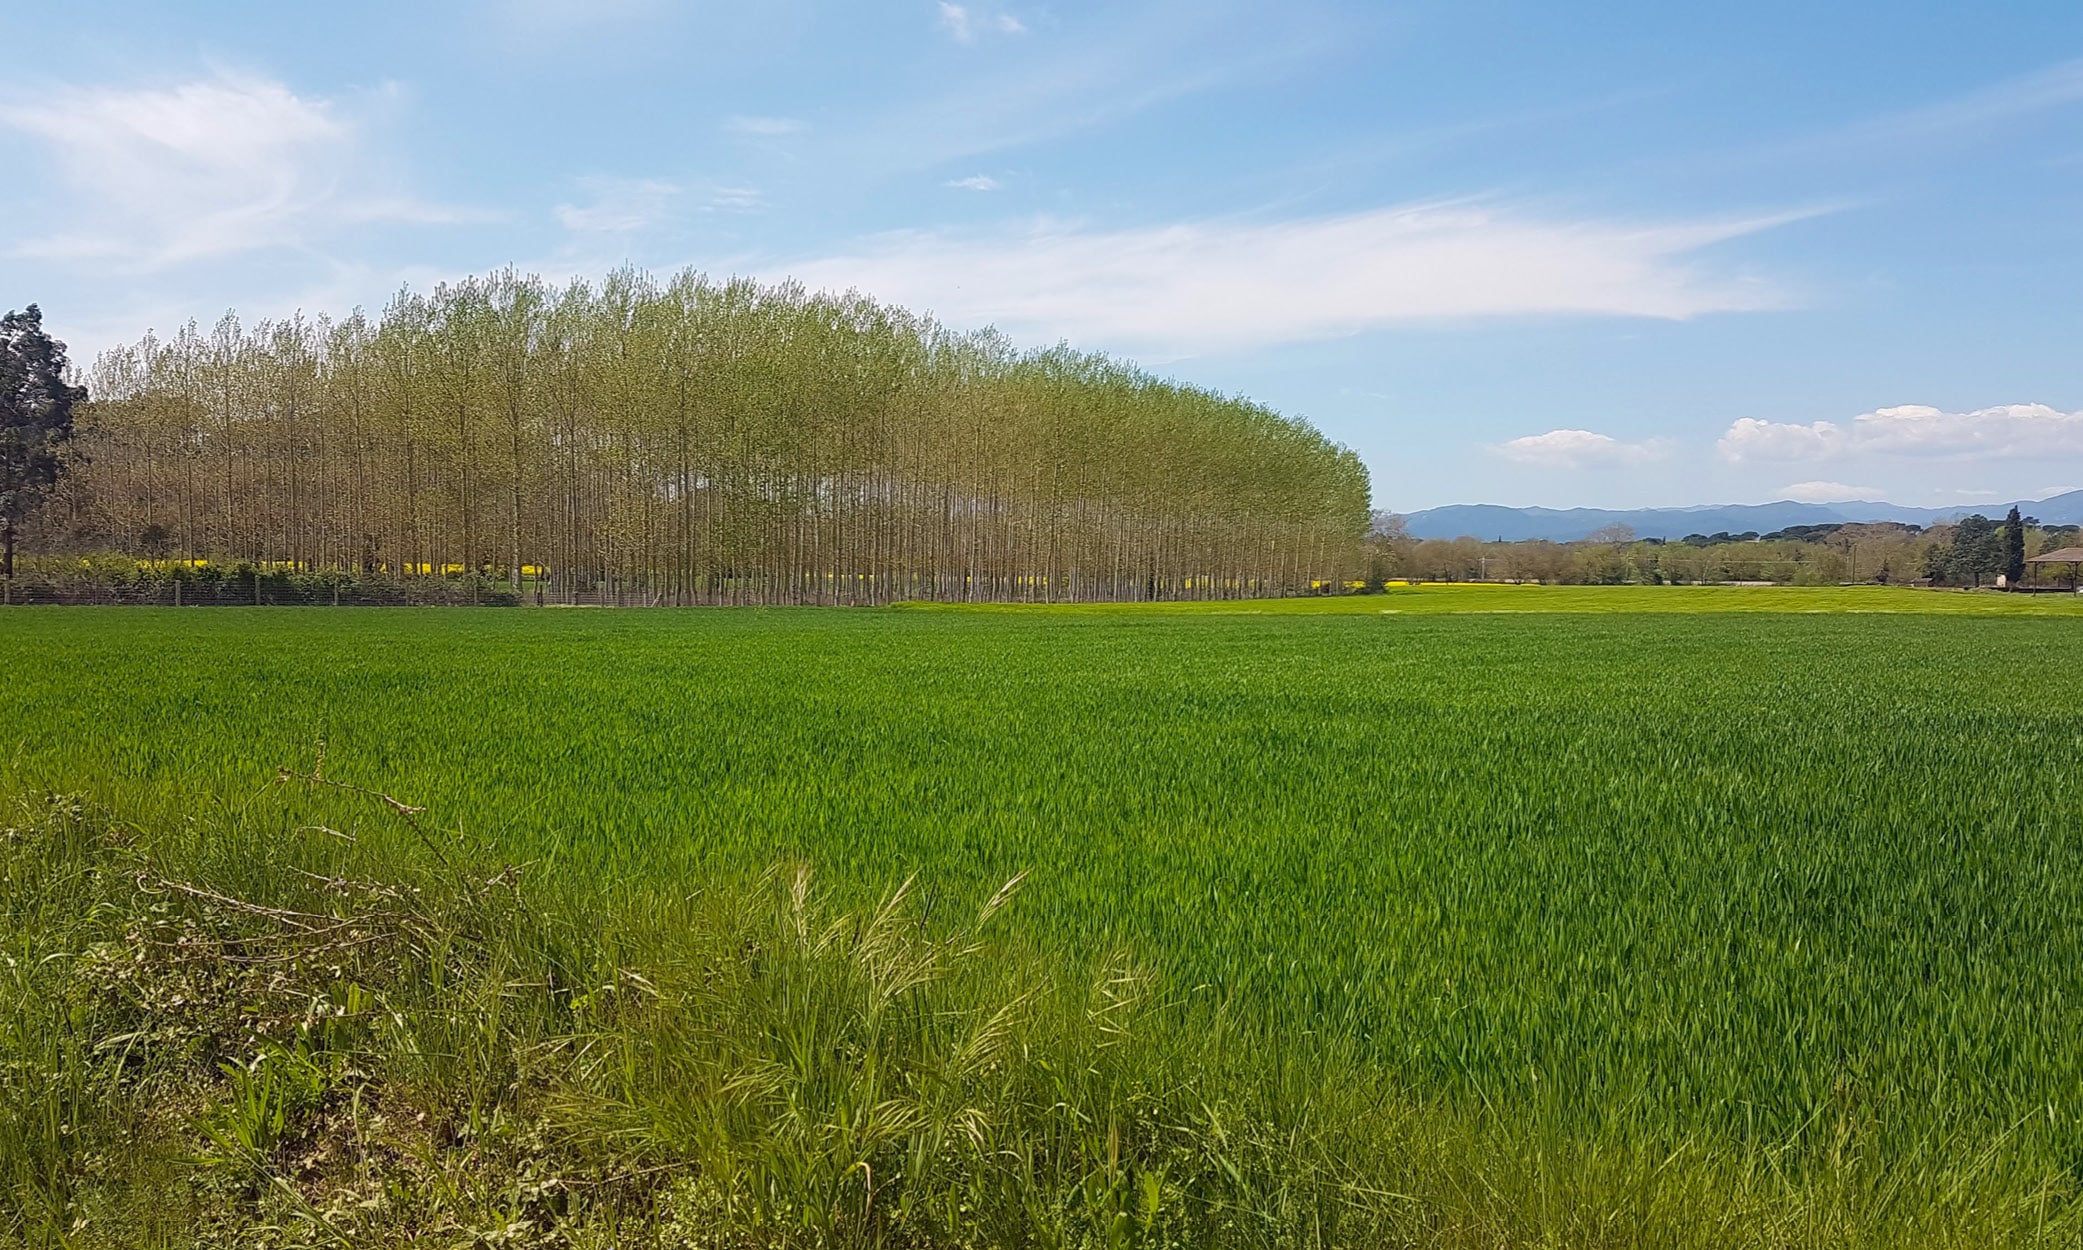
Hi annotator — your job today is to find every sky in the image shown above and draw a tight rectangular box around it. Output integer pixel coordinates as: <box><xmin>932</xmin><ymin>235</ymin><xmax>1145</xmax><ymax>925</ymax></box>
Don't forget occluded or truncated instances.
<box><xmin>4</xmin><ymin>1</ymin><xmax>2082</xmax><ymax>513</ymax></box>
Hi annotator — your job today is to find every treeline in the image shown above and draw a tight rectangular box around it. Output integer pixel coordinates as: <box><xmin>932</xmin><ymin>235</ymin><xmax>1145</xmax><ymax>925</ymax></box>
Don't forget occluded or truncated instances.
<box><xmin>1368</xmin><ymin>515</ymin><xmax>2083</xmax><ymax>588</ymax></box>
<box><xmin>39</xmin><ymin>269</ymin><xmax>1368</xmax><ymax>604</ymax></box>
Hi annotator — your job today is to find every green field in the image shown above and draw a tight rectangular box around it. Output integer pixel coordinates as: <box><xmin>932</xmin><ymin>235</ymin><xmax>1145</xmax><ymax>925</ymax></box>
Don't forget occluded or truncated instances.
<box><xmin>5</xmin><ymin>586</ymin><xmax>2083</xmax><ymax>1245</ymax></box>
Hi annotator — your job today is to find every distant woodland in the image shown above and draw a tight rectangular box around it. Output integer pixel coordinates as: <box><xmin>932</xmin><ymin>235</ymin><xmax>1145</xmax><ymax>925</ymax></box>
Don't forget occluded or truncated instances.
<box><xmin>1366</xmin><ymin>513</ymin><xmax>2080</xmax><ymax>588</ymax></box>
<box><xmin>33</xmin><ymin>269</ymin><xmax>1370</xmax><ymax>603</ymax></box>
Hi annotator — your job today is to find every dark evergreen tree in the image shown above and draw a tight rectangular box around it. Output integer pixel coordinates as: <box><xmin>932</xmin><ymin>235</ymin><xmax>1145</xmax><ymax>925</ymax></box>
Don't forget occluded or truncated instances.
<box><xmin>2003</xmin><ymin>506</ymin><xmax>2026</xmax><ymax>587</ymax></box>
<box><xmin>0</xmin><ymin>306</ymin><xmax>88</xmax><ymax>580</ymax></box>
<box><xmin>1944</xmin><ymin>514</ymin><xmax>2004</xmax><ymax>588</ymax></box>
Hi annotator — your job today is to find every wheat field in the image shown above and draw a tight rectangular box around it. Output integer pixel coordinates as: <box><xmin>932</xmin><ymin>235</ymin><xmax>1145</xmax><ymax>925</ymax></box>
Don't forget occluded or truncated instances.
<box><xmin>4</xmin><ymin>590</ymin><xmax>2080</xmax><ymax>1245</ymax></box>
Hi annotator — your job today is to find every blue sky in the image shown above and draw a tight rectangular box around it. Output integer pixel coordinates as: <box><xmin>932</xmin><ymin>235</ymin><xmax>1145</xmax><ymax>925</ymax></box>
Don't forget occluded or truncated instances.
<box><xmin>5</xmin><ymin>1</ymin><xmax>2082</xmax><ymax>512</ymax></box>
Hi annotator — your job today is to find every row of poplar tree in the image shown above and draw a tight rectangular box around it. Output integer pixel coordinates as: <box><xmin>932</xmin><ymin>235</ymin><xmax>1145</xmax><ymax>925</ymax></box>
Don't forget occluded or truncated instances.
<box><xmin>60</xmin><ymin>268</ymin><xmax>1369</xmax><ymax>604</ymax></box>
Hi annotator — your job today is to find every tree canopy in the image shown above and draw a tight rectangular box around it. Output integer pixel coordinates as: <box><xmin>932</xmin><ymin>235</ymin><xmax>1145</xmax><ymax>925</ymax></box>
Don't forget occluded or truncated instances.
<box><xmin>61</xmin><ymin>269</ymin><xmax>1369</xmax><ymax>603</ymax></box>
<box><xmin>1</xmin><ymin>305</ymin><xmax>87</xmax><ymax>579</ymax></box>
<box><xmin>1927</xmin><ymin>514</ymin><xmax>2005</xmax><ymax>587</ymax></box>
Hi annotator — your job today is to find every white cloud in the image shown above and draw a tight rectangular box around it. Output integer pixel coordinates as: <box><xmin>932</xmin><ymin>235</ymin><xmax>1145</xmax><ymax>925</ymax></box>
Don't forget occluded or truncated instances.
<box><xmin>1717</xmin><ymin>417</ymin><xmax>1840</xmax><ymax>462</ymax></box>
<box><xmin>946</xmin><ymin>174</ymin><xmax>1002</xmax><ymax>191</ymax></box>
<box><xmin>1778</xmin><ymin>481</ymin><xmax>1882</xmax><ymax>503</ymax></box>
<box><xmin>1492</xmin><ymin>429</ymin><xmax>1671</xmax><ymax>469</ymax></box>
<box><xmin>938</xmin><ymin>2</ymin><xmax>1026</xmax><ymax>43</ymax></box>
<box><xmin>1719</xmin><ymin>404</ymin><xmax>2083</xmax><ymax>464</ymax></box>
<box><xmin>0</xmin><ymin>72</ymin><xmax>468</xmax><ymax>268</ymax></box>
<box><xmin>777</xmin><ymin>202</ymin><xmax>1801</xmax><ymax>356</ymax></box>
<box><xmin>554</xmin><ymin>177</ymin><xmax>680</xmax><ymax>233</ymax></box>
<box><xmin>723</xmin><ymin>115</ymin><xmax>806</xmax><ymax>137</ymax></box>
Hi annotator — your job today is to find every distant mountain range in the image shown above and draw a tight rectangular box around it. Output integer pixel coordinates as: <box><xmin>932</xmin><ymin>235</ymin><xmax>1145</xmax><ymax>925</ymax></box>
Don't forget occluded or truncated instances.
<box><xmin>1396</xmin><ymin>491</ymin><xmax>2083</xmax><ymax>543</ymax></box>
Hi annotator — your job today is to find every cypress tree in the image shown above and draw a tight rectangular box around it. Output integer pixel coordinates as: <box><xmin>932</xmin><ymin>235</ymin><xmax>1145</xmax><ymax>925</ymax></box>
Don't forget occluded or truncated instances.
<box><xmin>2003</xmin><ymin>506</ymin><xmax>2026</xmax><ymax>588</ymax></box>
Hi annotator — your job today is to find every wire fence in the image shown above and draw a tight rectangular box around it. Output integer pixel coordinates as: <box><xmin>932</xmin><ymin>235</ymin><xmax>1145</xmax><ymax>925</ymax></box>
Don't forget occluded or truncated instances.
<box><xmin>0</xmin><ymin>573</ymin><xmax>524</xmax><ymax>608</ymax></box>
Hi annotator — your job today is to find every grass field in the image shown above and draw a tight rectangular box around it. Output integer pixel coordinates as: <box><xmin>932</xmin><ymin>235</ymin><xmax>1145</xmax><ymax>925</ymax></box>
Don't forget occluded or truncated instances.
<box><xmin>904</xmin><ymin>582</ymin><xmax>2083</xmax><ymax>614</ymax></box>
<box><xmin>5</xmin><ymin>586</ymin><xmax>2082</xmax><ymax>1245</ymax></box>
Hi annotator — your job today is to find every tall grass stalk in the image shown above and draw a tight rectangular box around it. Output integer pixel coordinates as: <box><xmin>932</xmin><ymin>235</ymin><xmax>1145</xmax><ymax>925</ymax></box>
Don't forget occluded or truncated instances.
<box><xmin>4</xmin><ymin>788</ymin><xmax>2077</xmax><ymax>1247</ymax></box>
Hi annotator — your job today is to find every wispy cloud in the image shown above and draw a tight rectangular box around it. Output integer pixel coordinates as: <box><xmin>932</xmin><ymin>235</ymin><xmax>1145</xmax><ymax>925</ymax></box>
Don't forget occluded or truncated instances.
<box><xmin>779</xmin><ymin>201</ymin><xmax>1807</xmax><ymax>356</ymax></box>
<box><xmin>554</xmin><ymin>176</ymin><xmax>766</xmax><ymax>232</ymax></box>
<box><xmin>1838</xmin><ymin>57</ymin><xmax>2083</xmax><ymax>147</ymax></box>
<box><xmin>495</xmin><ymin>0</ymin><xmax>667</xmax><ymax>31</ymax></box>
<box><xmin>1720</xmin><ymin>404</ymin><xmax>2083</xmax><ymax>463</ymax></box>
<box><xmin>1733</xmin><ymin>56</ymin><xmax>2083</xmax><ymax>174</ymax></box>
<box><xmin>723</xmin><ymin>115</ymin><xmax>807</xmax><ymax>137</ymax></box>
<box><xmin>0</xmin><ymin>72</ymin><xmax>472</xmax><ymax>269</ymax></box>
<box><xmin>843</xmin><ymin>3</ymin><xmax>1334</xmax><ymax>176</ymax></box>
<box><xmin>946</xmin><ymin>174</ymin><xmax>1002</xmax><ymax>191</ymax></box>
<box><xmin>704</xmin><ymin>184</ymin><xmax>766</xmax><ymax>212</ymax></box>
<box><xmin>1493</xmin><ymin>429</ymin><xmax>1672</xmax><ymax>469</ymax></box>
<box><xmin>1778</xmin><ymin>480</ymin><xmax>1883</xmax><ymax>503</ymax></box>
<box><xmin>938</xmin><ymin>2</ymin><xmax>1026</xmax><ymax>44</ymax></box>
<box><xmin>554</xmin><ymin>177</ymin><xmax>681</xmax><ymax>233</ymax></box>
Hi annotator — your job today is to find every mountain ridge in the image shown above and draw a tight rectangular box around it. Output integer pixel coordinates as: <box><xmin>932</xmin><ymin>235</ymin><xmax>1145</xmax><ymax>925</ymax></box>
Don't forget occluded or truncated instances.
<box><xmin>1396</xmin><ymin>491</ymin><xmax>2083</xmax><ymax>543</ymax></box>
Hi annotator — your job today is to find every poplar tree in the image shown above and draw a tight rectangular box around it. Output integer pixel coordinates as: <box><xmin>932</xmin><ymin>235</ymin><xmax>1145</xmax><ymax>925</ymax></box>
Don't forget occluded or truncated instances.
<box><xmin>62</xmin><ymin>270</ymin><xmax>1370</xmax><ymax>602</ymax></box>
